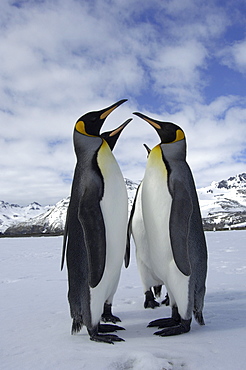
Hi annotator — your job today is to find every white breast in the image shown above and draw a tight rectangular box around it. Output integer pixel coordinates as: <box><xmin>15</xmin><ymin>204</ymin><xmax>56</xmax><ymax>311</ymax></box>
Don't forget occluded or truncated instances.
<box><xmin>141</xmin><ymin>145</ymin><xmax>190</xmax><ymax>317</ymax></box>
<box><xmin>89</xmin><ymin>140</ymin><xmax>128</xmax><ymax>326</ymax></box>
<box><xmin>142</xmin><ymin>145</ymin><xmax>173</xmax><ymax>280</ymax></box>
<box><xmin>132</xmin><ymin>182</ymin><xmax>163</xmax><ymax>291</ymax></box>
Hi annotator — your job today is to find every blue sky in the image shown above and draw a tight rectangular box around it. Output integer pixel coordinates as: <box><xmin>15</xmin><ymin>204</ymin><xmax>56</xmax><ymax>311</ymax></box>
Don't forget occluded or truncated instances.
<box><xmin>0</xmin><ymin>0</ymin><xmax>245</xmax><ymax>205</ymax></box>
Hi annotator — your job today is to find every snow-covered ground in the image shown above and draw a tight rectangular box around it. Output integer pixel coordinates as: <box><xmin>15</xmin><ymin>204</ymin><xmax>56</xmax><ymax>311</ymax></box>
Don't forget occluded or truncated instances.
<box><xmin>1</xmin><ymin>231</ymin><xmax>246</xmax><ymax>370</ymax></box>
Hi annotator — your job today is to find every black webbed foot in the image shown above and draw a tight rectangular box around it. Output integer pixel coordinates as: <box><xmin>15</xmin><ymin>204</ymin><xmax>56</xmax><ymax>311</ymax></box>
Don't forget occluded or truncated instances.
<box><xmin>90</xmin><ymin>333</ymin><xmax>125</xmax><ymax>344</ymax></box>
<box><xmin>148</xmin><ymin>317</ymin><xmax>180</xmax><ymax>328</ymax></box>
<box><xmin>98</xmin><ymin>323</ymin><xmax>125</xmax><ymax>333</ymax></box>
<box><xmin>89</xmin><ymin>325</ymin><xmax>125</xmax><ymax>344</ymax></box>
<box><xmin>144</xmin><ymin>290</ymin><xmax>160</xmax><ymax>309</ymax></box>
<box><xmin>153</xmin><ymin>319</ymin><xmax>191</xmax><ymax>336</ymax></box>
<box><xmin>101</xmin><ymin>303</ymin><xmax>121</xmax><ymax>323</ymax></box>
<box><xmin>101</xmin><ymin>315</ymin><xmax>121</xmax><ymax>323</ymax></box>
<box><xmin>148</xmin><ymin>306</ymin><xmax>181</xmax><ymax>328</ymax></box>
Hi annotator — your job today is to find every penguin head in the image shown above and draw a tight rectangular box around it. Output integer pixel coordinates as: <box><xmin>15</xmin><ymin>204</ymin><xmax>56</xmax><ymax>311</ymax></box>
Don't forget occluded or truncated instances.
<box><xmin>101</xmin><ymin>118</ymin><xmax>132</xmax><ymax>151</ymax></box>
<box><xmin>133</xmin><ymin>112</ymin><xmax>185</xmax><ymax>145</ymax></box>
<box><xmin>75</xmin><ymin>99</ymin><xmax>127</xmax><ymax>137</ymax></box>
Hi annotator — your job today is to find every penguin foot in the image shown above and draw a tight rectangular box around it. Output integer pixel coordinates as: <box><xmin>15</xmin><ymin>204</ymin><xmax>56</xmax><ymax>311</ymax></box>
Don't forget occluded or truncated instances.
<box><xmin>101</xmin><ymin>303</ymin><xmax>121</xmax><ymax>323</ymax></box>
<box><xmin>144</xmin><ymin>290</ymin><xmax>160</xmax><ymax>309</ymax></box>
<box><xmin>101</xmin><ymin>314</ymin><xmax>121</xmax><ymax>323</ymax></box>
<box><xmin>153</xmin><ymin>319</ymin><xmax>191</xmax><ymax>336</ymax></box>
<box><xmin>148</xmin><ymin>317</ymin><xmax>179</xmax><ymax>328</ymax></box>
<box><xmin>161</xmin><ymin>293</ymin><xmax>170</xmax><ymax>306</ymax></box>
<box><xmin>98</xmin><ymin>323</ymin><xmax>125</xmax><ymax>333</ymax></box>
<box><xmin>90</xmin><ymin>333</ymin><xmax>125</xmax><ymax>344</ymax></box>
<box><xmin>144</xmin><ymin>299</ymin><xmax>160</xmax><ymax>309</ymax></box>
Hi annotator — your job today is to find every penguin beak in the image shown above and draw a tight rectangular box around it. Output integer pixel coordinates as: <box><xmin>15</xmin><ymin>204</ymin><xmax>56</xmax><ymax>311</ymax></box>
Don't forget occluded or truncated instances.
<box><xmin>143</xmin><ymin>143</ymin><xmax>151</xmax><ymax>155</ymax></box>
<box><xmin>76</xmin><ymin>99</ymin><xmax>128</xmax><ymax>137</ymax></box>
<box><xmin>100</xmin><ymin>99</ymin><xmax>128</xmax><ymax>120</ymax></box>
<box><xmin>134</xmin><ymin>112</ymin><xmax>185</xmax><ymax>144</ymax></box>
<box><xmin>133</xmin><ymin>112</ymin><xmax>161</xmax><ymax>130</ymax></box>
<box><xmin>101</xmin><ymin>118</ymin><xmax>132</xmax><ymax>151</ymax></box>
<box><xmin>108</xmin><ymin>118</ymin><xmax>132</xmax><ymax>137</ymax></box>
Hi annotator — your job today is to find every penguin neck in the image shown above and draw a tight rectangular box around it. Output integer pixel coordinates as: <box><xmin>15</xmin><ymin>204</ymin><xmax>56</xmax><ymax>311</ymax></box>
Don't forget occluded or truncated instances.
<box><xmin>160</xmin><ymin>139</ymin><xmax>186</xmax><ymax>162</ymax></box>
<box><xmin>146</xmin><ymin>144</ymin><xmax>169</xmax><ymax>175</ymax></box>
<box><xmin>73</xmin><ymin>130</ymin><xmax>103</xmax><ymax>159</ymax></box>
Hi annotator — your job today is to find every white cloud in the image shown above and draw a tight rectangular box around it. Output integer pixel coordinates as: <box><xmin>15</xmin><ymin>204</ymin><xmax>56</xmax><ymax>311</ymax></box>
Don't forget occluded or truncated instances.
<box><xmin>0</xmin><ymin>0</ymin><xmax>245</xmax><ymax>204</ymax></box>
<box><xmin>219</xmin><ymin>39</ymin><xmax>246</xmax><ymax>74</ymax></box>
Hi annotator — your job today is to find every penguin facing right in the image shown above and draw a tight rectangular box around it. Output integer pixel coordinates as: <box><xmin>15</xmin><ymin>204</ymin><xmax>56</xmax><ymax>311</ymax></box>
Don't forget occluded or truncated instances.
<box><xmin>128</xmin><ymin>112</ymin><xmax>208</xmax><ymax>336</ymax></box>
<box><xmin>61</xmin><ymin>100</ymin><xmax>130</xmax><ymax>344</ymax></box>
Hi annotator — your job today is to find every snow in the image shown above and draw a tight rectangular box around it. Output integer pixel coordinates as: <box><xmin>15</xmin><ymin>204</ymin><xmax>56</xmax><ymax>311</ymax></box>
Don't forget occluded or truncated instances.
<box><xmin>1</xmin><ymin>231</ymin><xmax>246</xmax><ymax>370</ymax></box>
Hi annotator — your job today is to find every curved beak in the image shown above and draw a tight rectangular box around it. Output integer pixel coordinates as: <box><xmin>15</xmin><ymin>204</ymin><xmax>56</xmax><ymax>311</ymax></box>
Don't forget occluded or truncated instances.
<box><xmin>101</xmin><ymin>118</ymin><xmax>132</xmax><ymax>151</ymax></box>
<box><xmin>100</xmin><ymin>99</ymin><xmax>128</xmax><ymax>120</ymax></box>
<box><xmin>133</xmin><ymin>112</ymin><xmax>161</xmax><ymax>130</ymax></box>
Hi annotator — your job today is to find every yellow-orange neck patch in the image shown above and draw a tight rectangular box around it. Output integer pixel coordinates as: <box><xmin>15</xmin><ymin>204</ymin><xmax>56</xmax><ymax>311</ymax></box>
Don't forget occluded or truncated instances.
<box><xmin>75</xmin><ymin>121</ymin><xmax>97</xmax><ymax>137</ymax></box>
<box><xmin>171</xmin><ymin>129</ymin><xmax>185</xmax><ymax>143</ymax></box>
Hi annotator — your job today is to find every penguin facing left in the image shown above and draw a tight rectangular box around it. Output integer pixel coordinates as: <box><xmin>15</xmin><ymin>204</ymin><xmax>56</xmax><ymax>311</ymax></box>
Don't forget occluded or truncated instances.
<box><xmin>61</xmin><ymin>100</ymin><xmax>130</xmax><ymax>344</ymax></box>
<box><xmin>129</xmin><ymin>112</ymin><xmax>208</xmax><ymax>336</ymax></box>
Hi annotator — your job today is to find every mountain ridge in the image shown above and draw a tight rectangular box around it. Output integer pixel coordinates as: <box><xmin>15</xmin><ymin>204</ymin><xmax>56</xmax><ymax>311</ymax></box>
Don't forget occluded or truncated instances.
<box><xmin>1</xmin><ymin>174</ymin><xmax>246</xmax><ymax>236</ymax></box>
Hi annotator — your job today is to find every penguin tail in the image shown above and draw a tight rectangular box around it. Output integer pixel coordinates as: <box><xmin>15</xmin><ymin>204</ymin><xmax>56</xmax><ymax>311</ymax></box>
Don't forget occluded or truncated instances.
<box><xmin>71</xmin><ymin>318</ymin><xmax>83</xmax><ymax>334</ymax></box>
<box><xmin>193</xmin><ymin>310</ymin><xmax>205</xmax><ymax>326</ymax></box>
<box><xmin>153</xmin><ymin>285</ymin><xmax>162</xmax><ymax>297</ymax></box>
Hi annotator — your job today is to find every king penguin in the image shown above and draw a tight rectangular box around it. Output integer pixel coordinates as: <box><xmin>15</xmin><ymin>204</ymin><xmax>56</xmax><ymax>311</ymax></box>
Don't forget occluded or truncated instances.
<box><xmin>128</xmin><ymin>112</ymin><xmax>208</xmax><ymax>336</ymax></box>
<box><xmin>126</xmin><ymin>143</ymin><xmax>164</xmax><ymax>309</ymax></box>
<box><xmin>61</xmin><ymin>100</ymin><xmax>130</xmax><ymax>344</ymax></box>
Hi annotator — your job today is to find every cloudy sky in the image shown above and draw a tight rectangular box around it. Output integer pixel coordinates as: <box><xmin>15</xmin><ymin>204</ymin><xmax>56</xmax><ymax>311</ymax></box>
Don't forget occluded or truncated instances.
<box><xmin>1</xmin><ymin>0</ymin><xmax>246</xmax><ymax>205</ymax></box>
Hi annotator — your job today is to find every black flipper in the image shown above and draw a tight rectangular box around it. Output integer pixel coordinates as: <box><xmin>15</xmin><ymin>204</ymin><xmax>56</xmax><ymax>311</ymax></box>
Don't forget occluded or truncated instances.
<box><xmin>78</xmin><ymin>187</ymin><xmax>106</xmax><ymax>288</ymax></box>
<box><xmin>124</xmin><ymin>183</ymin><xmax>141</xmax><ymax>268</ymax></box>
<box><xmin>61</xmin><ymin>207</ymin><xmax>69</xmax><ymax>271</ymax></box>
<box><xmin>169</xmin><ymin>178</ymin><xmax>193</xmax><ymax>276</ymax></box>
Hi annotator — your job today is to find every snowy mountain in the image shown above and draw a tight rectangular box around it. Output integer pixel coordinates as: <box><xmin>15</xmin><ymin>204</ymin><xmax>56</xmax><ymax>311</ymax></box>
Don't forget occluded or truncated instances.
<box><xmin>198</xmin><ymin>173</ymin><xmax>246</xmax><ymax>230</ymax></box>
<box><xmin>1</xmin><ymin>198</ymin><xmax>70</xmax><ymax>236</ymax></box>
<box><xmin>1</xmin><ymin>174</ymin><xmax>246</xmax><ymax>236</ymax></box>
<box><xmin>0</xmin><ymin>201</ymin><xmax>51</xmax><ymax>234</ymax></box>
<box><xmin>2</xmin><ymin>179</ymin><xmax>139</xmax><ymax>236</ymax></box>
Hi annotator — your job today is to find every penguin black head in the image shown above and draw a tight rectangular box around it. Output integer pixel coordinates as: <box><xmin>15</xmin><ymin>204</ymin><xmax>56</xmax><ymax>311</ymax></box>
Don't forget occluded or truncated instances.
<box><xmin>75</xmin><ymin>99</ymin><xmax>127</xmax><ymax>137</ymax></box>
<box><xmin>133</xmin><ymin>112</ymin><xmax>185</xmax><ymax>144</ymax></box>
<box><xmin>101</xmin><ymin>118</ymin><xmax>132</xmax><ymax>151</ymax></box>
